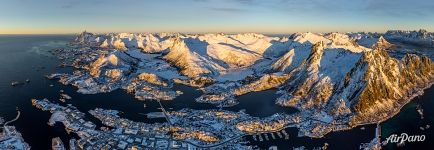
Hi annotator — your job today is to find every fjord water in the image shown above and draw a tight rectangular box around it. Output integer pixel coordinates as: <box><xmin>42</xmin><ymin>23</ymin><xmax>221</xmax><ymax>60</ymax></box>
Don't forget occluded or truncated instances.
<box><xmin>0</xmin><ymin>35</ymin><xmax>431</xmax><ymax>149</ymax></box>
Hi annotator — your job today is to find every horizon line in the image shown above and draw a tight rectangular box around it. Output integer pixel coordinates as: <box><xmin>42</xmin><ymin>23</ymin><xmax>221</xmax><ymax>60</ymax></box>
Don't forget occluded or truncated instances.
<box><xmin>0</xmin><ymin>29</ymin><xmax>431</xmax><ymax>35</ymax></box>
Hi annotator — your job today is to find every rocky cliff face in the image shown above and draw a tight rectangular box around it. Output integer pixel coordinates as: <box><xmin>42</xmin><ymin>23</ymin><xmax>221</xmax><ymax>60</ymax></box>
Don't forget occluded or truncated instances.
<box><xmin>275</xmin><ymin>42</ymin><xmax>433</xmax><ymax>128</ymax></box>
<box><xmin>253</xmin><ymin>31</ymin><xmax>434</xmax><ymax>136</ymax></box>
<box><xmin>163</xmin><ymin>38</ymin><xmax>221</xmax><ymax>78</ymax></box>
<box><xmin>351</xmin><ymin>50</ymin><xmax>434</xmax><ymax>124</ymax></box>
<box><xmin>372</xmin><ymin>36</ymin><xmax>394</xmax><ymax>49</ymax></box>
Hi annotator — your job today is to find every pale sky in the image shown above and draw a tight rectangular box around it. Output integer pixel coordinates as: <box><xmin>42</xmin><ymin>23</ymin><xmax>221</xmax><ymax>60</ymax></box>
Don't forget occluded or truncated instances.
<box><xmin>0</xmin><ymin>0</ymin><xmax>433</xmax><ymax>34</ymax></box>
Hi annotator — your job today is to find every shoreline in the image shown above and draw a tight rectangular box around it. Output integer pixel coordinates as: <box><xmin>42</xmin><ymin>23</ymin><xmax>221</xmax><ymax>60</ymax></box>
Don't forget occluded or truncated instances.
<box><xmin>323</xmin><ymin>81</ymin><xmax>434</xmax><ymax>137</ymax></box>
<box><xmin>355</xmin><ymin>81</ymin><xmax>433</xmax><ymax>127</ymax></box>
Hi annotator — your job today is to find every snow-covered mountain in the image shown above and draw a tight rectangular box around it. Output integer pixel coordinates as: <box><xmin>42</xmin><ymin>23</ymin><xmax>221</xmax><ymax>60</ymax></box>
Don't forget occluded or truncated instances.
<box><xmin>163</xmin><ymin>37</ymin><xmax>225</xmax><ymax>78</ymax></box>
<box><xmin>353</xmin><ymin>35</ymin><xmax>394</xmax><ymax>49</ymax></box>
<box><xmin>75</xmin><ymin>31</ymin><xmax>101</xmax><ymax>45</ymax></box>
<box><xmin>61</xmin><ymin>30</ymin><xmax>434</xmax><ymax>137</ymax></box>
<box><xmin>385</xmin><ymin>29</ymin><xmax>434</xmax><ymax>47</ymax></box>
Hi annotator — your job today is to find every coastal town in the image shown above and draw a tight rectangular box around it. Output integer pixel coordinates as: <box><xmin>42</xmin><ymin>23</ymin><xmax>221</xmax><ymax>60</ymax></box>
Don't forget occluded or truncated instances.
<box><xmin>3</xmin><ymin>100</ymin><xmax>329</xmax><ymax>150</ymax></box>
<box><xmin>32</xmin><ymin>98</ymin><xmax>298</xmax><ymax>149</ymax></box>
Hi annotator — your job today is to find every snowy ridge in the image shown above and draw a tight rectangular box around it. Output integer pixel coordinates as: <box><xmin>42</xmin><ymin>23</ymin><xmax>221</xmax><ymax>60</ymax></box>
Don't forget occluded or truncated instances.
<box><xmin>163</xmin><ymin>37</ymin><xmax>227</xmax><ymax>78</ymax></box>
<box><xmin>58</xmin><ymin>31</ymin><xmax>434</xmax><ymax>138</ymax></box>
<box><xmin>385</xmin><ymin>29</ymin><xmax>434</xmax><ymax>47</ymax></box>
<box><xmin>372</xmin><ymin>36</ymin><xmax>394</xmax><ymax>49</ymax></box>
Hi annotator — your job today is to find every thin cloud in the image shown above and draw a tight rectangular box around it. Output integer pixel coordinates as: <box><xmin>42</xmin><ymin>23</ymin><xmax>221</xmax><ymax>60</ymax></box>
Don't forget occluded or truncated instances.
<box><xmin>209</xmin><ymin>7</ymin><xmax>247</xmax><ymax>12</ymax></box>
<box><xmin>232</xmin><ymin>0</ymin><xmax>255</xmax><ymax>4</ymax></box>
<box><xmin>364</xmin><ymin>0</ymin><xmax>434</xmax><ymax>18</ymax></box>
<box><xmin>61</xmin><ymin>1</ymin><xmax>80</xmax><ymax>9</ymax></box>
<box><xmin>227</xmin><ymin>0</ymin><xmax>434</xmax><ymax>19</ymax></box>
<box><xmin>60</xmin><ymin>0</ymin><xmax>104</xmax><ymax>9</ymax></box>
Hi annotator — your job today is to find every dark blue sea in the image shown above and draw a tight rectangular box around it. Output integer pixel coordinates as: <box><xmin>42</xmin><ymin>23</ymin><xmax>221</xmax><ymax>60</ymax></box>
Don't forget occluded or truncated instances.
<box><xmin>0</xmin><ymin>35</ymin><xmax>432</xmax><ymax>149</ymax></box>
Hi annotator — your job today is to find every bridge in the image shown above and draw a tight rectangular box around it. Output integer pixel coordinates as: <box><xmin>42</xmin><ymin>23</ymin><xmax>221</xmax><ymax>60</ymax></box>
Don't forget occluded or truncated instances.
<box><xmin>156</xmin><ymin>100</ymin><xmax>172</xmax><ymax>125</ymax></box>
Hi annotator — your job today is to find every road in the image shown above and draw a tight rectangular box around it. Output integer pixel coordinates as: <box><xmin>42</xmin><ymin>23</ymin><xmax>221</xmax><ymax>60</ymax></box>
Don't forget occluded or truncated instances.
<box><xmin>4</xmin><ymin>108</ymin><xmax>20</xmax><ymax>127</ymax></box>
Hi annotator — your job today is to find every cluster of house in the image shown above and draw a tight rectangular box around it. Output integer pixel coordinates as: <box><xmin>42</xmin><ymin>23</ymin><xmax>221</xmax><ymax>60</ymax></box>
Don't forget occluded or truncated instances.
<box><xmin>33</xmin><ymin>99</ymin><xmax>195</xmax><ymax>149</ymax></box>
<box><xmin>0</xmin><ymin>126</ymin><xmax>31</xmax><ymax>150</ymax></box>
<box><xmin>32</xmin><ymin>98</ymin><xmax>288</xmax><ymax>149</ymax></box>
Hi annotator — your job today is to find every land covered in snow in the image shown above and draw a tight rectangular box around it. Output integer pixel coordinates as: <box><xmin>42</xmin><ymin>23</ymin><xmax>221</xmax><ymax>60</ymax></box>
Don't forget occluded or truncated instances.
<box><xmin>33</xmin><ymin>99</ymin><xmax>292</xmax><ymax>149</ymax></box>
<box><xmin>48</xmin><ymin>30</ymin><xmax>434</xmax><ymax>138</ymax></box>
<box><xmin>0</xmin><ymin>117</ymin><xmax>30</xmax><ymax>150</ymax></box>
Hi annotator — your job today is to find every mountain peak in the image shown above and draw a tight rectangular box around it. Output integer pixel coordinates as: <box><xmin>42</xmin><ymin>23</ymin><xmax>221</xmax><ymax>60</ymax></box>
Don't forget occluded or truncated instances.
<box><xmin>291</xmin><ymin>32</ymin><xmax>330</xmax><ymax>45</ymax></box>
<box><xmin>372</xmin><ymin>36</ymin><xmax>394</xmax><ymax>50</ymax></box>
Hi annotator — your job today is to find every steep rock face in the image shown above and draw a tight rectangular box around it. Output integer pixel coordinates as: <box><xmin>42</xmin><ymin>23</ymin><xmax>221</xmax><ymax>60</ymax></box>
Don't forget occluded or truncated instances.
<box><xmin>350</xmin><ymin>50</ymin><xmax>434</xmax><ymax>124</ymax></box>
<box><xmin>269</xmin><ymin>41</ymin><xmax>434</xmax><ymax>138</ymax></box>
<box><xmin>271</xmin><ymin>33</ymin><xmax>372</xmax><ymax>112</ymax></box>
<box><xmin>275</xmin><ymin>39</ymin><xmax>434</xmax><ymax>127</ymax></box>
<box><xmin>372</xmin><ymin>36</ymin><xmax>394</xmax><ymax>49</ymax></box>
<box><xmin>276</xmin><ymin>42</ymin><xmax>334</xmax><ymax>109</ymax></box>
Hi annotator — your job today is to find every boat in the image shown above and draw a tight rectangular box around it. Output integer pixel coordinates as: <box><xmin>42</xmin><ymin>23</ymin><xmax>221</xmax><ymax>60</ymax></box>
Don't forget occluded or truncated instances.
<box><xmin>264</xmin><ymin>133</ymin><xmax>269</xmax><ymax>141</ymax></box>
<box><xmin>144</xmin><ymin>104</ymin><xmax>147</xmax><ymax>108</ymax></box>
<box><xmin>11</xmin><ymin>81</ymin><xmax>23</xmax><ymax>86</ymax></box>
<box><xmin>258</xmin><ymin>134</ymin><xmax>263</xmax><ymax>141</ymax></box>
<box><xmin>268</xmin><ymin>146</ymin><xmax>278</xmax><ymax>150</ymax></box>
<box><xmin>52</xmin><ymin>137</ymin><xmax>66</xmax><ymax>150</ymax></box>
<box><xmin>281</xmin><ymin>130</ymin><xmax>289</xmax><ymax>139</ymax></box>
<box><xmin>416</xmin><ymin>105</ymin><xmax>424</xmax><ymax>119</ymax></box>
<box><xmin>270</xmin><ymin>132</ymin><xmax>276</xmax><ymax>139</ymax></box>
<box><xmin>276</xmin><ymin>132</ymin><xmax>283</xmax><ymax>138</ymax></box>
